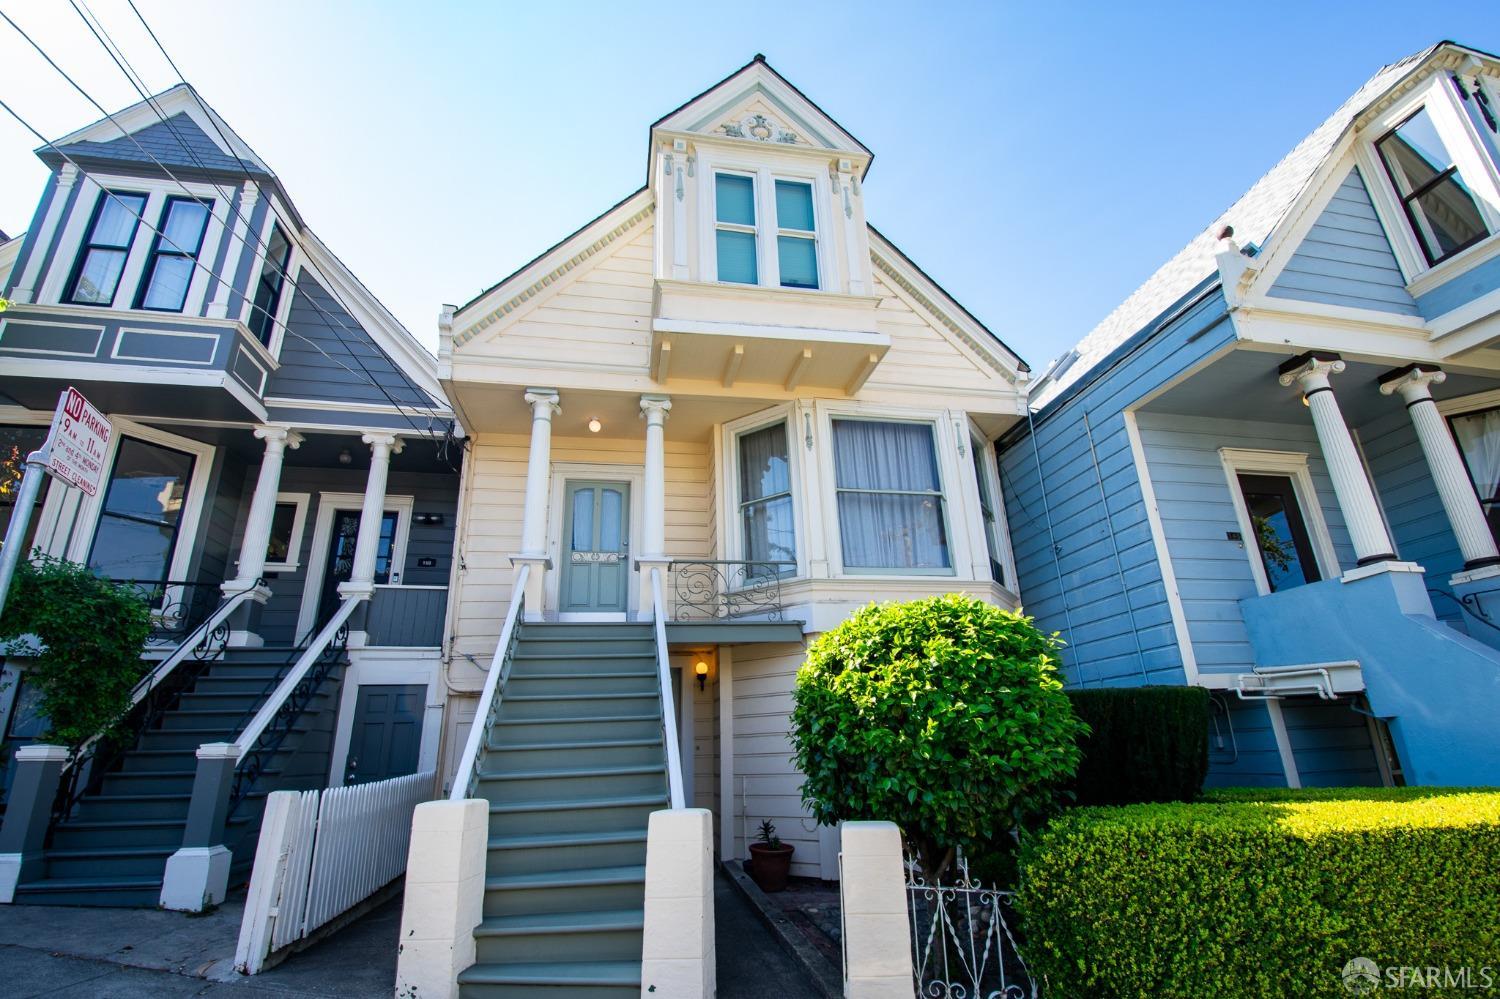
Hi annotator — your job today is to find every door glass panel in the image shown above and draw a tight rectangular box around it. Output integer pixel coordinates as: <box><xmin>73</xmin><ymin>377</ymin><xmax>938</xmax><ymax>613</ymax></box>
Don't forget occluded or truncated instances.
<box><xmin>571</xmin><ymin>488</ymin><xmax>595</xmax><ymax>551</ymax></box>
<box><xmin>374</xmin><ymin>511</ymin><xmax>398</xmax><ymax>583</ymax></box>
<box><xmin>599</xmin><ymin>488</ymin><xmax>623</xmax><ymax>551</ymax></box>
<box><xmin>87</xmin><ymin>437</ymin><xmax>195</xmax><ymax>583</ymax></box>
<box><xmin>1236</xmin><ymin>473</ymin><xmax>1321</xmax><ymax>592</ymax></box>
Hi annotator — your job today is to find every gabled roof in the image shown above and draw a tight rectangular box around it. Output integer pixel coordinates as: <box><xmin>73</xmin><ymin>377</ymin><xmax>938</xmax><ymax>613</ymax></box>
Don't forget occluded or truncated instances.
<box><xmin>1029</xmin><ymin>41</ymin><xmax>1493</xmax><ymax>408</ymax></box>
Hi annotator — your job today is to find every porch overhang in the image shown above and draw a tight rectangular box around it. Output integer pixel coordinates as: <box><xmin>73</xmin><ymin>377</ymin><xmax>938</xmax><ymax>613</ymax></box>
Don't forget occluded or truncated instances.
<box><xmin>650</xmin><ymin>279</ymin><xmax>889</xmax><ymax>393</ymax></box>
<box><xmin>1198</xmin><ymin>660</ymin><xmax>1365</xmax><ymax>699</ymax></box>
<box><xmin>665</xmin><ymin>620</ymin><xmax>806</xmax><ymax>645</ymax></box>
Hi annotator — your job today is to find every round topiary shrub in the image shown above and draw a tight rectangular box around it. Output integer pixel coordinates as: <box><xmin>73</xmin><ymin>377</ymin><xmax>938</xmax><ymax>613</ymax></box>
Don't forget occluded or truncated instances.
<box><xmin>790</xmin><ymin>593</ymin><xmax>1085</xmax><ymax>879</ymax></box>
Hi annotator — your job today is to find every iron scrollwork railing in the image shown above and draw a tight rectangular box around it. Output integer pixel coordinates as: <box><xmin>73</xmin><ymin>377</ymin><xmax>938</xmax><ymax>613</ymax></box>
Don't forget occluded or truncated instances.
<box><xmin>901</xmin><ymin>844</ymin><xmax>1039</xmax><ymax>999</ymax></box>
<box><xmin>117</xmin><ymin>578</ymin><xmax>234</xmax><ymax>655</ymax></box>
<box><xmin>668</xmin><ymin>560</ymin><xmax>794</xmax><ymax>622</ymax></box>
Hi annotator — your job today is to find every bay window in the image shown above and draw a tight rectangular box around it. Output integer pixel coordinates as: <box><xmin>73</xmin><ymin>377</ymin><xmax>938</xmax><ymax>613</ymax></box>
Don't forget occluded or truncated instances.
<box><xmin>832</xmin><ymin>418</ymin><xmax>950</xmax><ymax>572</ymax></box>
<box><xmin>136</xmin><ymin>195</ymin><xmax>212</xmax><ymax>312</ymax></box>
<box><xmin>65</xmin><ymin>190</ymin><xmax>147</xmax><ymax>306</ymax></box>
<box><xmin>1450</xmin><ymin>406</ymin><xmax>1500</xmax><ymax>542</ymax></box>
<box><xmin>248</xmin><ymin>223</ymin><xmax>292</xmax><ymax>345</ymax></box>
<box><xmin>774</xmin><ymin>180</ymin><xmax>818</xmax><ymax>289</ymax></box>
<box><xmin>1376</xmin><ymin>106</ymin><xmax>1490</xmax><ymax>265</ymax></box>
<box><xmin>970</xmin><ymin>436</ymin><xmax>1005</xmax><ymax>584</ymax></box>
<box><xmin>715</xmin><ymin>173</ymin><xmax>758</xmax><ymax>284</ymax></box>
<box><xmin>713</xmin><ymin>170</ymin><xmax>820</xmax><ymax>289</ymax></box>
<box><xmin>737</xmin><ymin>421</ymin><xmax>796</xmax><ymax>573</ymax></box>
<box><xmin>87</xmin><ymin>436</ymin><xmax>197</xmax><ymax>584</ymax></box>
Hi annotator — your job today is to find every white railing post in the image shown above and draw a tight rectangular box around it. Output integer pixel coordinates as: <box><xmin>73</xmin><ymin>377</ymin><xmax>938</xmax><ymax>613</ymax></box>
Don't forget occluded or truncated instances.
<box><xmin>650</xmin><ymin>567</ymin><xmax>685</xmax><ymax>810</ymax></box>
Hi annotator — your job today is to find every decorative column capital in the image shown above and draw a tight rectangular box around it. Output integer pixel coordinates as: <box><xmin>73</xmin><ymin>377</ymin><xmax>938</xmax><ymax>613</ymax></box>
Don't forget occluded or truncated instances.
<box><xmin>361</xmin><ymin>432</ymin><xmax>403</xmax><ymax>455</ymax></box>
<box><xmin>252</xmin><ymin>426</ymin><xmax>303</xmax><ymax>452</ymax></box>
<box><xmin>56</xmin><ymin>163</ymin><xmax>79</xmax><ymax>188</ymax></box>
<box><xmin>524</xmin><ymin>388</ymin><xmax>561</xmax><ymax>420</ymax></box>
<box><xmin>639</xmin><ymin>395</ymin><xmax>672</xmax><ymax>424</ymax></box>
<box><xmin>1277</xmin><ymin>351</ymin><xmax>1345</xmax><ymax>391</ymax></box>
<box><xmin>1378</xmin><ymin>363</ymin><xmax>1447</xmax><ymax>402</ymax></box>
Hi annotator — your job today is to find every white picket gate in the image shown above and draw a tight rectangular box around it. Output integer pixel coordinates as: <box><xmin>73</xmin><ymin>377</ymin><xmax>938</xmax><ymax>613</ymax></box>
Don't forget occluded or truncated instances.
<box><xmin>235</xmin><ymin>770</ymin><xmax>434</xmax><ymax>974</ymax></box>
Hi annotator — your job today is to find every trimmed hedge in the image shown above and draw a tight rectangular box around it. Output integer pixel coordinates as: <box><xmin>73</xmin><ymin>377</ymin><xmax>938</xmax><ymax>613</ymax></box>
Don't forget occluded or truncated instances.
<box><xmin>1017</xmin><ymin>787</ymin><xmax>1500</xmax><ymax>998</ymax></box>
<box><xmin>1064</xmin><ymin>686</ymin><xmax>1208</xmax><ymax>805</ymax></box>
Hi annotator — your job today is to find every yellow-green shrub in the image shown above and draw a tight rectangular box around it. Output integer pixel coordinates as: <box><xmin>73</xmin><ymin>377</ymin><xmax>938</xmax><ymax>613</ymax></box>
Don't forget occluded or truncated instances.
<box><xmin>1016</xmin><ymin>787</ymin><xmax>1500</xmax><ymax>998</ymax></box>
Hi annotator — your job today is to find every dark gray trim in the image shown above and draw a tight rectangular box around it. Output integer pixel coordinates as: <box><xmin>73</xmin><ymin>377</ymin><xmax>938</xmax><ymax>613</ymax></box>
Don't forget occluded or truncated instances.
<box><xmin>664</xmin><ymin>621</ymin><xmax>805</xmax><ymax>644</ymax></box>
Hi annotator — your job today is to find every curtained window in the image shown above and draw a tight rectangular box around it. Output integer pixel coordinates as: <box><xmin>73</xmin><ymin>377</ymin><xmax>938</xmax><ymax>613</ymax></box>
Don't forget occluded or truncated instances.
<box><xmin>970</xmin><ymin>437</ymin><xmax>1005</xmax><ymax>584</ymax></box>
<box><xmin>1451</xmin><ymin>407</ymin><xmax>1500</xmax><ymax>543</ymax></box>
<box><xmin>832</xmin><ymin>419</ymin><xmax>951</xmax><ymax>572</ymax></box>
<box><xmin>737</xmin><ymin>421</ymin><xmax>796</xmax><ymax>574</ymax></box>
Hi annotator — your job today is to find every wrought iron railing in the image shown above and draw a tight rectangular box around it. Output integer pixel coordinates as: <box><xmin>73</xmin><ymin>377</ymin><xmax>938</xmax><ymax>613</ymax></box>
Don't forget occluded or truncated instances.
<box><xmin>668</xmin><ymin>560</ymin><xmax>794</xmax><ymax>621</ymax></box>
<box><xmin>898</xmin><ymin>843</ymin><xmax>1038</xmax><ymax>999</ymax></box>
<box><xmin>116</xmin><ymin>579</ymin><xmax>232</xmax><ymax>651</ymax></box>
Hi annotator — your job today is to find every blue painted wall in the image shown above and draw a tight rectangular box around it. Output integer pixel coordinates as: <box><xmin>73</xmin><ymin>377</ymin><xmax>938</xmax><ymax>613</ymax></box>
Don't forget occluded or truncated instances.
<box><xmin>1415</xmin><ymin>252</ymin><xmax>1500</xmax><ymax>320</ymax></box>
<box><xmin>1266</xmin><ymin>167</ymin><xmax>1418</xmax><ymax>316</ymax></box>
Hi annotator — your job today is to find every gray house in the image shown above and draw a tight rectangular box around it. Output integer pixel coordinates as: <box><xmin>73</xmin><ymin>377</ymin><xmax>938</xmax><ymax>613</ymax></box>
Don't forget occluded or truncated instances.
<box><xmin>0</xmin><ymin>85</ymin><xmax>460</xmax><ymax>907</ymax></box>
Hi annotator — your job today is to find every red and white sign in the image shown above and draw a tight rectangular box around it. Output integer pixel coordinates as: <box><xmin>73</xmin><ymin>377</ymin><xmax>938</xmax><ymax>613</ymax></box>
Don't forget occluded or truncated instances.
<box><xmin>46</xmin><ymin>387</ymin><xmax>112</xmax><ymax>496</ymax></box>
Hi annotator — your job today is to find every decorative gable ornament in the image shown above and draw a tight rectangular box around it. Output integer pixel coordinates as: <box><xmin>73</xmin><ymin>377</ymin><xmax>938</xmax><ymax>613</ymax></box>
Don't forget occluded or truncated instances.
<box><xmin>720</xmin><ymin>112</ymin><xmax>801</xmax><ymax>145</ymax></box>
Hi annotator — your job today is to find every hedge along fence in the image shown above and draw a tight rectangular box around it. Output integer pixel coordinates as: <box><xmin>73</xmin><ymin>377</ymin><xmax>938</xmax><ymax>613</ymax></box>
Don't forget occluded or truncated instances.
<box><xmin>1017</xmin><ymin>787</ymin><xmax>1500</xmax><ymax>998</ymax></box>
<box><xmin>1064</xmin><ymin>686</ymin><xmax>1209</xmax><ymax>805</ymax></box>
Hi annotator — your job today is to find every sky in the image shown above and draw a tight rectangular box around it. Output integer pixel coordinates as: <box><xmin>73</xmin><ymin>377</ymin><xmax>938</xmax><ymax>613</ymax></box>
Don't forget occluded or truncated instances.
<box><xmin>1</xmin><ymin>1</ymin><xmax>1497</xmax><ymax>371</ymax></box>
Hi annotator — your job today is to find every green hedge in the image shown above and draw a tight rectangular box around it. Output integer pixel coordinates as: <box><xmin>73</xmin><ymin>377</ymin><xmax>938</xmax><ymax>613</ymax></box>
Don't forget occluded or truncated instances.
<box><xmin>1017</xmin><ymin>787</ymin><xmax>1500</xmax><ymax>998</ymax></box>
<box><xmin>1064</xmin><ymin>686</ymin><xmax>1208</xmax><ymax>805</ymax></box>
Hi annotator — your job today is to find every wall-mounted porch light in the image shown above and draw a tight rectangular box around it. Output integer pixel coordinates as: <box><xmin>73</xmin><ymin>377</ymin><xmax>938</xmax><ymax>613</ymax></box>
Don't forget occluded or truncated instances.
<box><xmin>695</xmin><ymin>659</ymin><xmax>709</xmax><ymax>691</ymax></box>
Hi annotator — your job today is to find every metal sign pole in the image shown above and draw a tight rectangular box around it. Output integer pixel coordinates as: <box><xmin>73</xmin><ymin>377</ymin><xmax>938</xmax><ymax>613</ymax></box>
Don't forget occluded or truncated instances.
<box><xmin>0</xmin><ymin>448</ymin><xmax>50</xmax><ymax>621</ymax></box>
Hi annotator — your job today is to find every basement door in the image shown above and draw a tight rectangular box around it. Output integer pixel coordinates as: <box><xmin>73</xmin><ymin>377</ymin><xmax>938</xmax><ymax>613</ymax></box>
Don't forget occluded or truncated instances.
<box><xmin>342</xmin><ymin>684</ymin><xmax>423</xmax><ymax>785</ymax></box>
<box><xmin>560</xmin><ymin>480</ymin><xmax>630</xmax><ymax>615</ymax></box>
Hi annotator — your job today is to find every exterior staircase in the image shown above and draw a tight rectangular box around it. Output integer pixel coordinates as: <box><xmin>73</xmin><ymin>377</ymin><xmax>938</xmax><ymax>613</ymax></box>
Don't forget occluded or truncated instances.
<box><xmin>13</xmin><ymin>645</ymin><xmax>346</xmax><ymax>907</ymax></box>
<box><xmin>457</xmin><ymin>621</ymin><xmax>670</xmax><ymax>999</ymax></box>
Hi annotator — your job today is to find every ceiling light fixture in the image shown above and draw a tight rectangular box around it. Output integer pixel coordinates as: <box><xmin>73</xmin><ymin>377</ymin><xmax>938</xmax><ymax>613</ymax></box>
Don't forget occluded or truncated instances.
<box><xmin>588</xmin><ymin>418</ymin><xmax>602</xmax><ymax>433</ymax></box>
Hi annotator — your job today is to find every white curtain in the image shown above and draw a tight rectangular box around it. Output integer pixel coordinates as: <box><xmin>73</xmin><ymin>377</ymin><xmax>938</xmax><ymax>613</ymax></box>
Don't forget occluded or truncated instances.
<box><xmin>832</xmin><ymin>420</ymin><xmax>949</xmax><ymax>570</ymax></box>
<box><xmin>1452</xmin><ymin>409</ymin><xmax>1500</xmax><ymax>507</ymax></box>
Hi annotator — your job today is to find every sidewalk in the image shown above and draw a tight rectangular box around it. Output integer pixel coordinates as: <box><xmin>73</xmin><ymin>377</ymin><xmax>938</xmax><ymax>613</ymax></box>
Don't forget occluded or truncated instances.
<box><xmin>0</xmin><ymin>894</ymin><xmax>401</xmax><ymax>997</ymax></box>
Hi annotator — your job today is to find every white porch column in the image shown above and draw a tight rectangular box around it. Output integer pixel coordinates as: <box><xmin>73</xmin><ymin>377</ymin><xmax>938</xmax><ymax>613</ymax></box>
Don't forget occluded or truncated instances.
<box><xmin>512</xmin><ymin>389</ymin><xmax>559</xmax><ymax>620</ymax></box>
<box><xmin>637</xmin><ymin>395</ymin><xmax>672</xmax><ymax>619</ymax></box>
<box><xmin>338</xmin><ymin>432</ymin><xmax>402</xmax><ymax>599</ymax></box>
<box><xmin>1380</xmin><ymin>365</ymin><xmax>1500</xmax><ymax>570</ymax></box>
<box><xmin>1278</xmin><ymin>353</ymin><xmax>1397</xmax><ymax>566</ymax></box>
<box><xmin>227</xmin><ymin>427</ymin><xmax>302</xmax><ymax>590</ymax></box>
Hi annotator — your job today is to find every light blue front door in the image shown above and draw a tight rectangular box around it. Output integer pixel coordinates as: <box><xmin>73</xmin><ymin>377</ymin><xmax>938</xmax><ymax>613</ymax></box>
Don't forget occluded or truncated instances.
<box><xmin>560</xmin><ymin>480</ymin><xmax>630</xmax><ymax>614</ymax></box>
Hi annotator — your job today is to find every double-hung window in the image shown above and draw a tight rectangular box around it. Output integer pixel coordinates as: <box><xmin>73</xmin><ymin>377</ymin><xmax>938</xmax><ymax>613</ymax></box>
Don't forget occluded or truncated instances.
<box><xmin>65</xmin><ymin>190</ymin><xmax>147</xmax><ymax>306</ymax></box>
<box><xmin>737</xmin><ymin>421</ymin><xmax>796</xmax><ymax>574</ymax></box>
<box><xmin>715</xmin><ymin>173</ymin><xmax>758</xmax><ymax>284</ymax></box>
<box><xmin>832</xmin><ymin>418</ymin><xmax>950</xmax><ymax>572</ymax></box>
<box><xmin>970</xmin><ymin>436</ymin><xmax>1005</xmax><ymax>584</ymax></box>
<box><xmin>136</xmin><ymin>195</ymin><xmax>212</xmax><ymax>312</ymax></box>
<box><xmin>248</xmin><ymin>224</ymin><xmax>292</xmax><ymax>346</ymax></box>
<box><xmin>774</xmin><ymin>180</ymin><xmax>818</xmax><ymax>289</ymax></box>
<box><xmin>1376</xmin><ymin>106</ymin><xmax>1491</xmax><ymax>265</ymax></box>
<box><xmin>1449</xmin><ymin>406</ymin><xmax>1500</xmax><ymax>544</ymax></box>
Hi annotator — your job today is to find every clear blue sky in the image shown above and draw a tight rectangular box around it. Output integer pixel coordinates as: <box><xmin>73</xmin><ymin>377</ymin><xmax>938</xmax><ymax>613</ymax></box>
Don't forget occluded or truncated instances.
<box><xmin>1</xmin><ymin>2</ymin><xmax>1496</xmax><ymax>368</ymax></box>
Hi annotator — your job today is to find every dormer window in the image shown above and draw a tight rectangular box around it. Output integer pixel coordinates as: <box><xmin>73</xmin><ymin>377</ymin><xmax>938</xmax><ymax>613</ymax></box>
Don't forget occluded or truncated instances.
<box><xmin>712</xmin><ymin>170</ymin><xmax>821</xmax><ymax>289</ymax></box>
<box><xmin>1376</xmin><ymin>106</ymin><xmax>1491</xmax><ymax>265</ymax></box>
<box><xmin>65</xmin><ymin>190</ymin><xmax>147</xmax><ymax>306</ymax></box>
<box><xmin>136</xmin><ymin>195</ymin><xmax>212</xmax><ymax>311</ymax></box>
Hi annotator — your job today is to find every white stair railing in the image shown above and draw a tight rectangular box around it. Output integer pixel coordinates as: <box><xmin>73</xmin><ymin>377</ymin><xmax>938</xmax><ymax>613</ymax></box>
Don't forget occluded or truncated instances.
<box><xmin>650</xmin><ymin>566</ymin><xmax>686</xmax><ymax>810</ymax></box>
<box><xmin>450</xmin><ymin>562</ymin><xmax>530</xmax><ymax>801</ymax></box>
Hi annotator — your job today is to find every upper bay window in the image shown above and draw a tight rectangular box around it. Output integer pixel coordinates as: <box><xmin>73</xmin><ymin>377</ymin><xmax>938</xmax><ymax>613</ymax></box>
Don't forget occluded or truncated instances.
<box><xmin>65</xmin><ymin>190</ymin><xmax>147</xmax><ymax>306</ymax></box>
<box><xmin>737</xmin><ymin>420</ymin><xmax>796</xmax><ymax>574</ymax></box>
<box><xmin>1376</xmin><ymin>106</ymin><xmax>1491</xmax><ymax>266</ymax></box>
<box><xmin>713</xmin><ymin>170</ymin><xmax>819</xmax><ymax>289</ymax></box>
<box><xmin>136</xmin><ymin>195</ymin><xmax>212</xmax><ymax>312</ymax></box>
<box><xmin>248</xmin><ymin>223</ymin><xmax>292</xmax><ymax>346</ymax></box>
<box><xmin>970</xmin><ymin>436</ymin><xmax>1005</xmax><ymax>585</ymax></box>
<box><xmin>832</xmin><ymin>418</ymin><xmax>950</xmax><ymax>573</ymax></box>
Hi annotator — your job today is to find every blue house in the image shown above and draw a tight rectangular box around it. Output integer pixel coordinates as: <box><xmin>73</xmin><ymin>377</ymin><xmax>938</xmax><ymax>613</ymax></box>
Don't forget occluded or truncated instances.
<box><xmin>999</xmin><ymin>41</ymin><xmax>1500</xmax><ymax>789</ymax></box>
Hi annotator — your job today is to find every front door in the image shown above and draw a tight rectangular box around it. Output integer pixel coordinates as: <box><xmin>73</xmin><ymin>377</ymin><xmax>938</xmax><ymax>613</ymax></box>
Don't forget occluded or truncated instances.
<box><xmin>343</xmin><ymin>684</ymin><xmax>424</xmax><ymax>785</ymax></box>
<box><xmin>560</xmin><ymin>480</ymin><xmax>630</xmax><ymax>614</ymax></box>
<box><xmin>318</xmin><ymin>508</ymin><xmax>399</xmax><ymax>626</ymax></box>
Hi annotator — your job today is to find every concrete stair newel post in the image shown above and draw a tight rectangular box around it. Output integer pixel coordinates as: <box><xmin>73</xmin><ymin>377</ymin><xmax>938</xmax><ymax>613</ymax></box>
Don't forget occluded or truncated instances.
<box><xmin>160</xmin><ymin>742</ymin><xmax>237</xmax><ymax>911</ymax></box>
<box><xmin>395</xmin><ymin>798</ymin><xmax>489</xmax><ymax>999</ymax></box>
<box><xmin>640</xmin><ymin>807</ymin><xmax>715</xmax><ymax>998</ymax></box>
<box><xmin>0</xmin><ymin>745</ymin><xmax>70</xmax><ymax>903</ymax></box>
<box><xmin>840</xmin><ymin>821</ymin><xmax>916</xmax><ymax>998</ymax></box>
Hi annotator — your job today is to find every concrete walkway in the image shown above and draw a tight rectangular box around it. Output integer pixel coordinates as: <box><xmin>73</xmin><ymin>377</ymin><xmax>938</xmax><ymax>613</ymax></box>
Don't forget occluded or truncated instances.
<box><xmin>715</xmin><ymin>870</ymin><xmax>825</xmax><ymax>998</ymax></box>
<box><xmin>0</xmin><ymin>894</ymin><xmax>401</xmax><ymax>997</ymax></box>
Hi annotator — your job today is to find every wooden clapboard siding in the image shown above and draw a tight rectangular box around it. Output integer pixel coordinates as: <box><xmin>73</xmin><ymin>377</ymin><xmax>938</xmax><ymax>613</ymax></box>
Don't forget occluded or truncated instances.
<box><xmin>367</xmin><ymin>586</ymin><xmax>448</xmax><ymax>647</ymax></box>
<box><xmin>1205</xmin><ymin>698</ymin><xmax>1297</xmax><ymax>788</ymax></box>
<box><xmin>864</xmin><ymin>270</ymin><xmax>996</xmax><ymax>393</ymax></box>
<box><xmin>1282</xmin><ymin>698</ymin><xmax>1384</xmax><ymax>786</ymax></box>
<box><xmin>1133</xmin><ymin>412</ymin><xmax>1355</xmax><ymax>675</ymax></box>
<box><xmin>998</xmin><ymin>289</ymin><xmax>1233</xmax><ymax>689</ymax></box>
<box><xmin>1266</xmin><ymin>167</ymin><xmax>1419</xmax><ymax>316</ymax></box>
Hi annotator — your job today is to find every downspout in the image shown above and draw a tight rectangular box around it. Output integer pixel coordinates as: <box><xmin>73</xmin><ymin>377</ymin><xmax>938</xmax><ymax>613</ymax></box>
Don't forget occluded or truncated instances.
<box><xmin>1082</xmin><ymin>409</ymin><xmax>1151</xmax><ymax>684</ymax></box>
<box><xmin>1024</xmin><ymin>406</ymin><xmax>1087</xmax><ymax>687</ymax></box>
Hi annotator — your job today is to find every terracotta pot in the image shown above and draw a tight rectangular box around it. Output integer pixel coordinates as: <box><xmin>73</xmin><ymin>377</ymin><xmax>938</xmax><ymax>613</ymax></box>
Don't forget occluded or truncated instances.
<box><xmin>747</xmin><ymin>842</ymin><xmax>795</xmax><ymax>892</ymax></box>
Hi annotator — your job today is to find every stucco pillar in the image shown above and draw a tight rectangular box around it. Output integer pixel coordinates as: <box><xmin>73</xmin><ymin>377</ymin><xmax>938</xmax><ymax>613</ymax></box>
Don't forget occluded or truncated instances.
<box><xmin>0</xmin><ymin>744</ymin><xmax>69</xmax><ymax>902</ymax></box>
<box><xmin>227</xmin><ymin>426</ymin><xmax>302</xmax><ymax>590</ymax></box>
<box><xmin>640</xmin><ymin>808</ymin><xmax>715</xmax><ymax>998</ymax></box>
<box><xmin>160</xmin><ymin>742</ymin><xmax>236</xmax><ymax>911</ymax></box>
<box><xmin>1380</xmin><ymin>364</ymin><xmax>1500</xmax><ymax>571</ymax></box>
<box><xmin>840</xmin><ymin>821</ymin><xmax>916</xmax><ymax>998</ymax></box>
<box><xmin>638</xmin><ymin>395</ymin><xmax>672</xmax><ymax>619</ymax></box>
<box><xmin>395</xmin><ymin>799</ymin><xmax>488</xmax><ymax>999</ymax></box>
<box><xmin>338</xmin><ymin>432</ymin><xmax>401</xmax><ymax>599</ymax></box>
<box><xmin>1278</xmin><ymin>353</ymin><xmax>1397</xmax><ymax>566</ymax></box>
<box><xmin>512</xmin><ymin>389</ymin><xmax>559</xmax><ymax>620</ymax></box>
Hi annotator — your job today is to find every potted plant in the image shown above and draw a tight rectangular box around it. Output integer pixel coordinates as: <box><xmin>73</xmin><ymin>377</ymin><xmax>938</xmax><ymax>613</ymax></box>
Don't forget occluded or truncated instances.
<box><xmin>747</xmin><ymin>819</ymin><xmax>794</xmax><ymax>892</ymax></box>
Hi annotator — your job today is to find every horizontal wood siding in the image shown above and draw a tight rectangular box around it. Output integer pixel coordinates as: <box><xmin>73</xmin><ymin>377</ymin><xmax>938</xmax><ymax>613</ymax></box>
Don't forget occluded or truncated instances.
<box><xmin>1207</xmin><ymin>697</ymin><xmax>1294</xmax><ymax>788</ymax></box>
<box><xmin>1283</xmin><ymin>698</ymin><xmax>1383</xmax><ymax>786</ymax></box>
<box><xmin>864</xmin><ymin>270</ymin><xmax>995</xmax><ymax>393</ymax></box>
<box><xmin>367</xmin><ymin>587</ymin><xmax>448</xmax><ymax>647</ymax></box>
<box><xmin>997</xmin><ymin>290</ymin><xmax>1232</xmax><ymax>688</ymax></box>
<box><xmin>1266</xmin><ymin>167</ymin><xmax>1418</xmax><ymax>316</ymax></box>
<box><xmin>1134</xmin><ymin>413</ymin><xmax>1355</xmax><ymax>675</ymax></box>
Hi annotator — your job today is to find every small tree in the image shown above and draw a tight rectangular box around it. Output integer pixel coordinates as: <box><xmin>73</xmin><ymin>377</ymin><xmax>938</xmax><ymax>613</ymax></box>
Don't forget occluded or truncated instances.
<box><xmin>0</xmin><ymin>554</ymin><xmax>152</xmax><ymax>748</ymax></box>
<box><xmin>790</xmin><ymin>594</ymin><xmax>1085</xmax><ymax>881</ymax></box>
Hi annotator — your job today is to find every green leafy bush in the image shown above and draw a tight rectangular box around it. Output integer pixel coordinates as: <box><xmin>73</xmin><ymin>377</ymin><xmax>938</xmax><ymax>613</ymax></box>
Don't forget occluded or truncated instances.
<box><xmin>0</xmin><ymin>554</ymin><xmax>152</xmax><ymax>747</ymax></box>
<box><xmin>1017</xmin><ymin>787</ymin><xmax>1500</xmax><ymax>998</ymax></box>
<box><xmin>790</xmin><ymin>594</ymin><xmax>1085</xmax><ymax>878</ymax></box>
<box><xmin>1065</xmin><ymin>686</ymin><xmax>1209</xmax><ymax>805</ymax></box>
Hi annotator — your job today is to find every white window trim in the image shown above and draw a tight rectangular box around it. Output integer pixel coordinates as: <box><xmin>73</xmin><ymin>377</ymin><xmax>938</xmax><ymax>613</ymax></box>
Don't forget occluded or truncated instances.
<box><xmin>258</xmin><ymin>246</ymin><xmax>304</xmax><ymax>363</ymax></box>
<box><xmin>1434</xmin><ymin>387</ymin><xmax>1500</xmax><ymax>418</ymax></box>
<box><xmin>1218</xmin><ymin>447</ymin><xmax>1340</xmax><ymax>596</ymax></box>
<box><xmin>545</xmin><ymin>462</ymin><xmax>644</xmax><ymax>621</ymax></box>
<box><xmin>701</xmin><ymin>150</ymin><xmax>831</xmax><ymax>292</ymax></box>
<box><xmin>965</xmin><ymin>419</ymin><xmax>1020</xmax><ymax>595</ymax></box>
<box><xmin>816</xmin><ymin>401</ymin><xmax>963</xmax><ymax>579</ymax></box>
<box><xmin>296</xmin><ymin>492</ymin><xmax>415</xmax><ymax>640</ymax></box>
<box><xmin>40</xmin><ymin>173</ymin><xmax>231</xmax><ymax>316</ymax></box>
<box><xmin>259</xmin><ymin>491</ymin><xmax>310</xmax><ymax>573</ymax></box>
<box><xmin>718</xmin><ymin>405</ymin><xmax>806</xmax><ymax>579</ymax></box>
<box><xmin>1353</xmin><ymin>76</ymin><xmax>1500</xmax><ymax>291</ymax></box>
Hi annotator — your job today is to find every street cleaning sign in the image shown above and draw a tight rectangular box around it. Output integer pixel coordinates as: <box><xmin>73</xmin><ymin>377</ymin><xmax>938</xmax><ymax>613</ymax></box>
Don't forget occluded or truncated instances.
<box><xmin>47</xmin><ymin>387</ymin><xmax>112</xmax><ymax>496</ymax></box>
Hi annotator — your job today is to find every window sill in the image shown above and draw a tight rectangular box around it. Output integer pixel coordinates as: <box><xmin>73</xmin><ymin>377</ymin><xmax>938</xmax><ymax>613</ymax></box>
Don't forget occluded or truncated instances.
<box><xmin>1405</xmin><ymin>230</ymin><xmax>1500</xmax><ymax>298</ymax></box>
